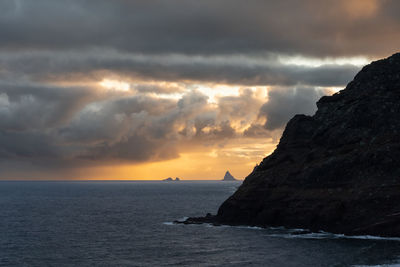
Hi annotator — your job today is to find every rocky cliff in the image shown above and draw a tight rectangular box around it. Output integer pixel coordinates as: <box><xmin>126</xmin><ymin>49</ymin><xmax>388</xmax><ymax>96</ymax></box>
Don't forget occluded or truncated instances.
<box><xmin>182</xmin><ymin>53</ymin><xmax>400</xmax><ymax>237</ymax></box>
<box><xmin>222</xmin><ymin>171</ymin><xmax>237</xmax><ymax>181</ymax></box>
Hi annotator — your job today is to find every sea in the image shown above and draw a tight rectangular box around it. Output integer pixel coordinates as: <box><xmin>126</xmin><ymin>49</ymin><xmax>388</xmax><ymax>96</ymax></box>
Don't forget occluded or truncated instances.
<box><xmin>1</xmin><ymin>181</ymin><xmax>400</xmax><ymax>267</ymax></box>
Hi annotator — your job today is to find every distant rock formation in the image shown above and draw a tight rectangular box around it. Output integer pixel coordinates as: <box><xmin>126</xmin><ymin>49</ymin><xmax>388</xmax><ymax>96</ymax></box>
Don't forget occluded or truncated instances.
<box><xmin>180</xmin><ymin>53</ymin><xmax>400</xmax><ymax>237</ymax></box>
<box><xmin>222</xmin><ymin>171</ymin><xmax>237</xmax><ymax>181</ymax></box>
<box><xmin>163</xmin><ymin>177</ymin><xmax>181</xmax><ymax>181</ymax></box>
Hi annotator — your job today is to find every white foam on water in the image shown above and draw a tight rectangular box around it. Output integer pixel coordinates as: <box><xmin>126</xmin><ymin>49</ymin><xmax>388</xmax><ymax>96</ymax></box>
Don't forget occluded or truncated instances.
<box><xmin>177</xmin><ymin>216</ymin><xmax>189</xmax><ymax>222</ymax></box>
<box><xmin>268</xmin><ymin>226</ymin><xmax>286</xmax><ymax>230</ymax></box>
<box><xmin>204</xmin><ymin>224</ymin><xmax>263</xmax><ymax>230</ymax></box>
<box><xmin>163</xmin><ymin>216</ymin><xmax>189</xmax><ymax>226</ymax></box>
<box><xmin>166</xmin><ymin>218</ymin><xmax>400</xmax><ymax>241</ymax></box>
<box><xmin>265</xmin><ymin>229</ymin><xmax>400</xmax><ymax>241</ymax></box>
<box><xmin>235</xmin><ymin>225</ymin><xmax>264</xmax><ymax>230</ymax></box>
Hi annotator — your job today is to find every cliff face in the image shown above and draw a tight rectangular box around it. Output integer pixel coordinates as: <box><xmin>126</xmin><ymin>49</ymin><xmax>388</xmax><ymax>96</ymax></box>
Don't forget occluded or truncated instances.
<box><xmin>215</xmin><ymin>53</ymin><xmax>400</xmax><ymax>236</ymax></box>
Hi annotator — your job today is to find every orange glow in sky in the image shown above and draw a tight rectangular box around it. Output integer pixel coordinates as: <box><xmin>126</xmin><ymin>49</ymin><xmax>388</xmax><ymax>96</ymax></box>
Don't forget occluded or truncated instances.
<box><xmin>70</xmin><ymin>138</ymin><xmax>278</xmax><ymax>180</ymax></box>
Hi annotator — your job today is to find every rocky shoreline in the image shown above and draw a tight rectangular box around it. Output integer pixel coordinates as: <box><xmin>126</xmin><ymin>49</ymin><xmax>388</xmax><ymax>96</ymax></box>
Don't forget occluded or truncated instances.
<box><xmin>180</xmin><ymin>53</ymin><xmax>400</xmax><ymax>237</ymax></box>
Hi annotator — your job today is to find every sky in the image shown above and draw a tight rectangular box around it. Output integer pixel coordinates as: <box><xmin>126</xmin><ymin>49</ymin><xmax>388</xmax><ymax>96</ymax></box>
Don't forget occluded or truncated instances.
<box><xmin>0</xmin><ymin>0</ymin><xmax>399</xmax><ymax>180</ymax></box>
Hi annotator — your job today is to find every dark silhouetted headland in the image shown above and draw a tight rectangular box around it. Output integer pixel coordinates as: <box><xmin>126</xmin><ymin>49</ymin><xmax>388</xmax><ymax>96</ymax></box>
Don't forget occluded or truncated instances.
<box><xmin>180</xmin><ymin>53</ymin><xmax>400</xmax><ymax>237</ymax></box>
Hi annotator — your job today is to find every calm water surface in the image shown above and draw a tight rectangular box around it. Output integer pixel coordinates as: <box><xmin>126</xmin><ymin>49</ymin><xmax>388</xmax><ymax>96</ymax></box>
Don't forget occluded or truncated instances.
<box><xmin>1</xmin><ymin>181</ymin><xmax>400</xmax><ymax>266</ymax></box>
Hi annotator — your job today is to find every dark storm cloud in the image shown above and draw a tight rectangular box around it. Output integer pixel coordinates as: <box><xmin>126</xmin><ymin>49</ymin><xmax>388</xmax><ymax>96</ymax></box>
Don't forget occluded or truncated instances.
<box><xmin>0</xmin><ymin>82</ymin><xmax>97</xmax><ymax>130</ymax></box>
<box><xmin>0</xmin><ymin>86</ymin><xmax>182</xmax><ymax>164</ymax></box>
<box><xmin>243</xmin><ymin>124</ymin><xmax>272</xmax><ymax>138</ymax></box>
<box><xmin>0</xmin><ymin>85</ymin><xmax>263</xmax><ymax>169</ymax></box>
<box><xmin>0</xmin><ymin>51</ymin><xmax>360</xmax><ymax>87</ymax></box>
<box><xmin>259</xmin><ymin>87</ymin><xmax>326</xmax><ymax>130</ymax></box>
<box><xmin>0</xmin><ymin>130</ymin><xmax>59</xmax><ymax>159</ymax></box>
<box><xmin>0</xmin><ymin>0</ymin><xmax>399</xmax><ymax>57</ymax></box>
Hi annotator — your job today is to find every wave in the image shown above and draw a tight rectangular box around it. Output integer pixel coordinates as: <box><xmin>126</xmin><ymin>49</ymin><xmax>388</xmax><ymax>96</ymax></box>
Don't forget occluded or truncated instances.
<box><xmin>263</xmin><ymin>227</ymin><xmax>400</xmax><ymax>241</ymax></box>
<box><xmin>164</xmin><ymin>219</ymin><xmax>400</xmax><ymax>241</ymax></box>
<box><xmin>266</xmin><ymin>231</ymin><xmax>400</xmax><ymax>241</ymax></box>
<box><xmin>163</xmin><ymin>216</ymin><xmax>189</xmax><ymax>225</ymax></box>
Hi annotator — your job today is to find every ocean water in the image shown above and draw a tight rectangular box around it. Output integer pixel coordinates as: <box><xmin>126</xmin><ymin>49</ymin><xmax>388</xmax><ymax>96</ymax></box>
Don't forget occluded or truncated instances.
<box><xmin>1</xmin><ymin>181</ymin><xmax>400</xmax><ymax>267</ymax></box>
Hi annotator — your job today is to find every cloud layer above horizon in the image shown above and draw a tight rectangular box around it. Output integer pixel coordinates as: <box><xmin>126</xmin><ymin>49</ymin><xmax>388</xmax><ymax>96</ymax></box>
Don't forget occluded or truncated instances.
<box><xmin>1</xmin><ymin>0</ymin><xmax>399</xmax><ymax>179</ymax></box>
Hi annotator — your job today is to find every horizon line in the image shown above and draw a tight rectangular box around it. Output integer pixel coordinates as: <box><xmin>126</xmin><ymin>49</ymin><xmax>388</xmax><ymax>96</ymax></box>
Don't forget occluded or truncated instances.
<box><xmin>0</xmin><ymin>179</ymin><xmax>243</xmax><ymax>182</ymax></box>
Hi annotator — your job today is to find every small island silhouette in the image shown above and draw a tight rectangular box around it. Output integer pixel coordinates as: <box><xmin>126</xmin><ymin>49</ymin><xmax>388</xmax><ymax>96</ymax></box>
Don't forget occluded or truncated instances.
<box><xmin>222</xmin><ymin>171</ymin><xmax>237</xmax><ymax>181</ymax></box>
<box><xmin>162</xmin><ymin>177</ymin><xmax>181</xmax><ymax>181</ymax></box>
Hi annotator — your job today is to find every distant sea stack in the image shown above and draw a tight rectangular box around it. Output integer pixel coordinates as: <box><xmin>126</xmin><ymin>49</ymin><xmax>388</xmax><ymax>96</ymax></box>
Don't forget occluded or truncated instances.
<box><xmin>163</xmin><ymin>177</ymin><xmax>181</xmax><ymax>181</ymax></box>
<box><xmin>222</xmin><ymin>171</ymin><xmax>237</xmax><ymax>181</ymax></box>
<box><xmin>182</xmin><ymin>53</ymin><xmax>400</xmax><ymax>237</ymax></box>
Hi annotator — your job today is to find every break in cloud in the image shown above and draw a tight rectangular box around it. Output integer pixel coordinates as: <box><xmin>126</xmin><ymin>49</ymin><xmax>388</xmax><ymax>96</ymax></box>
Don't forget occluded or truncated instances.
<box><xmin>0</xmin><ymin>0</ymin><xmax>399</xmax><ymax>178</ymax></box>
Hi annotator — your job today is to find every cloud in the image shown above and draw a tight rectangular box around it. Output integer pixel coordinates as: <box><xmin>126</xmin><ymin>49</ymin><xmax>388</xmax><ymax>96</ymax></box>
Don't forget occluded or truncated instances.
<box><xmin>0</xmin><ymin>51</ymin><xmax>362</xmax><ymax>88</ymax></box>
<box><xmin>0</xmin><ymin>0</ymin><xmax>397</xmax><ymax>178</ymax></box>
<box><xmin>0</xmin><ymin>85</ymin><xmax>267</xmax><ymax>169</ymax></box>
<box><xmin>0</xmin><ymin>76</ymin><xmax>342</xmax><ymax>179</ymax></box>
<box><xmin>2</xmin><ymin>80</ymin><xmax>324</xmax><ymax>173</ymax></box>
<box><xmin>0</xmin><ymin>82</ymin><xmax>98</xmax><ymax>131</ymax></box>
<box><xmin>0</xmin><ymin>0</ymin><xmax>399</xmax><ymax>57</ymax></box>
<box><xmin>259</xmin><ymin>87</ymin><xmax>326</xmax><ymax>130</ymax></box>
